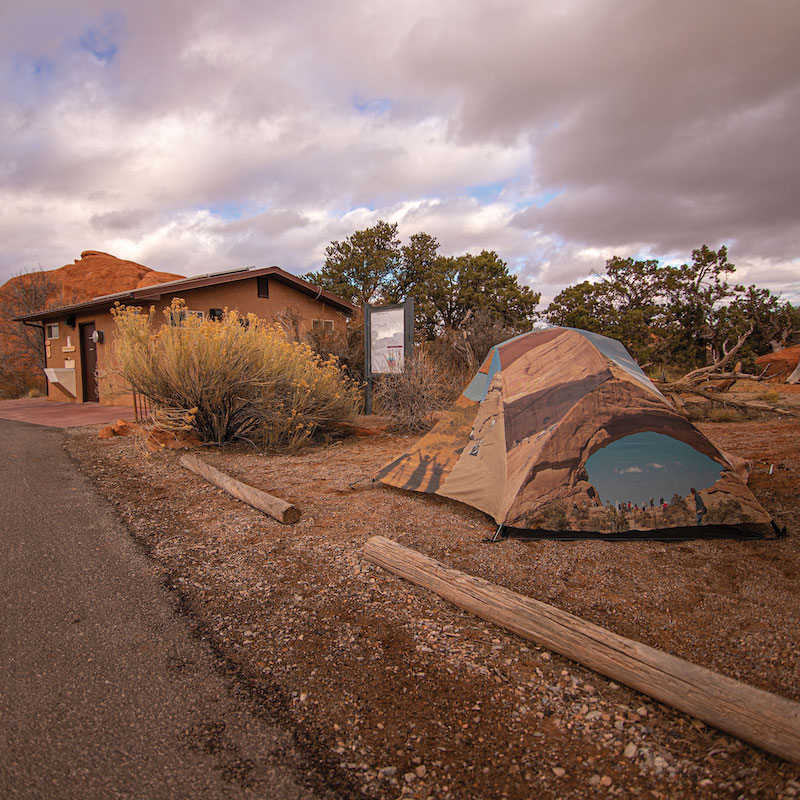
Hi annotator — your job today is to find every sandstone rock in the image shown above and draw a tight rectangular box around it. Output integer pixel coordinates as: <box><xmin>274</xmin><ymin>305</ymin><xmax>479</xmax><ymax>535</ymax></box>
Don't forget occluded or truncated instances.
<box><xmin>112</xmin><ymin>419</ymin><xmax>136</xmax><ymax>436</ymax></box>
<box><xmin>98</xmin><ymin>425</ymin><xmax>116</xmax><ymax>439</ymax></box>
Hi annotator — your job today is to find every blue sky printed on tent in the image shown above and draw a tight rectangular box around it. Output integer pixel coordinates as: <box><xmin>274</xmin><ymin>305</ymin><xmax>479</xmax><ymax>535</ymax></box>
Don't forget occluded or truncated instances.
<box><xmin>584</xmin><ymin>432</ymin><xmax>723</xmax><ymax>506</ymax></box>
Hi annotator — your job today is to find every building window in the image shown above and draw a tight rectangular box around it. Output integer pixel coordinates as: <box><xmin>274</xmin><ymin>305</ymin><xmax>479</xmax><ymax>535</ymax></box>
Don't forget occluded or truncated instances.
<box><xmin>168</xmin><ymin>309</ymin><xmax>204</xmax><ymax>326</ymax></box>
<box><xmin>46</xmin><ymin>323</ymin><xmax>59</xmax><ymax>339</ymax></box>
<box><xmin>312</xmin><ymin>319</ymin><xmax>335</xmax><ymax>332</ymax></box>
<box><xmin>257</xmin><ymin>276</ymin><xmax>269</xmax><ymax>298</ymax></box>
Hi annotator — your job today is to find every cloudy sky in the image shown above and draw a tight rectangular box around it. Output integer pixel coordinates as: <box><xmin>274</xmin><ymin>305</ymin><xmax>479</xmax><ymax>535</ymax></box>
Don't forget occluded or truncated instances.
<box><xmin>2</xmin><ymin>0</ymin><xmax>799</xmax><ymax>303</ymax></box>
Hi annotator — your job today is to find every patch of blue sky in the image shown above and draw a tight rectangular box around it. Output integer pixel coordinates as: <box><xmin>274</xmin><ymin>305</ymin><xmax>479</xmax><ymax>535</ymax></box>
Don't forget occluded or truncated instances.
<box><xmin>77</xmin><ymin>14</ymin><xmax>123</xmax><ymax>63</ymax></box>
<box><xmin>353</xmin><ymin>97</ymin><xmax>393</xmax><ymax>115</ymax></box>
<box><xmin>511</xmin><ymin>188</ymin><xmax>563</xmax><ymax>211</ymax></box>
<box><xmin>467</xmin><ymin>181</ymin><xmax>506</xmax><ymax>204</ymax></box>
<box><xmin>206</xmin><ymin>202</ymin><xmax>253</xmax><ymax>221</ymax></box>
<box><xmin>33</xmin><ymin>56</ymin><xmax>54</xmax><ymax>77</ymax></box>
<box><xmin>7</xmin><ymin>55</ymin><xmax>56</xmax><ymax>102</ymax></box>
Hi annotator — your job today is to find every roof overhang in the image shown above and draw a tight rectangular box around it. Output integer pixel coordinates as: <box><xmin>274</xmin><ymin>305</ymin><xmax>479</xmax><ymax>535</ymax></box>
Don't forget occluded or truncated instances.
<box><xmin>13</xmin><ymin>266</ymin><xmax>356</xmax><ymax>322</ymax></box>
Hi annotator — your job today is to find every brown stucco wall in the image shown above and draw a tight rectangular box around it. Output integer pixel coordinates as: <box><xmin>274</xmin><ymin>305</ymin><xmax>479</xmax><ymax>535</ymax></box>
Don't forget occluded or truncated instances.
<box><xmin>40</xmin><ymin>275</ymin><xmax>349</xmax><ymax>406</ymax></box>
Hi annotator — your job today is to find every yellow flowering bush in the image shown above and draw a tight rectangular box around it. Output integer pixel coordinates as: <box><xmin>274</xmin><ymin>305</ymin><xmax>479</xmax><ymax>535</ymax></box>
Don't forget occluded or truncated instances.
<box><xmin>112</xmin><ymin>299</ymin><xmax>361</xmax><ymax>449</ymax></box>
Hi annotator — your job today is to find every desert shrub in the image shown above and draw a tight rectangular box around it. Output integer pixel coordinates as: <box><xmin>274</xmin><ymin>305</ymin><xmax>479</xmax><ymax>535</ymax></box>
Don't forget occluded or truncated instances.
<box><xmin>305</xmin><ymin>313</ymin><xmax>365</xmax><ymax>377</ymax></box>
<box><xmin>373</xmin><ymin>354</ymin><xmax>456</xmax><ymax>432</ymax></box>
<box><xmin>423</xmin><ymin>311</ymin><xmax>521</xmax><ymax>376</ymax></box>
<box><xmin>757</xmin><ymin>390</ymin><xmax>781</xmax><ymax>403</ymax></box>
<box><xmin>704</xmin><ymin>499</ymin><xmax>741</xmax><ymax>525</ymax></box>
<box><xmin>540</xmin><ymin>499</ymin><xmax>569</xmax><ymax>530</ymax></box>
<box><xmin>707</xmin><ymin>408</ymin><xmax>743</xmax><ymax>423</ymax></box>
<box><xmin>112</xmin><ymin>300</ymin><xmax>361</xmax><ymax>450</ymax></box>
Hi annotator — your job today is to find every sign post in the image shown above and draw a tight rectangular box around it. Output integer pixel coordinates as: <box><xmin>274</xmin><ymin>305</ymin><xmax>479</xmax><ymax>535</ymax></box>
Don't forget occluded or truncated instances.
<box><xmin>363</xmin><ymin>297</ymin><xmax>414</xmax><ymax>415</ymax></box>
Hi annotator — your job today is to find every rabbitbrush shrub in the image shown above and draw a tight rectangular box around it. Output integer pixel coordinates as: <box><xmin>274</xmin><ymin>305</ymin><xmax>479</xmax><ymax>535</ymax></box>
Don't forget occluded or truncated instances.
<box><xmin>112</xmin><ymin>300</ymin><xmax>361</xmax><ymax>449</ymax></box>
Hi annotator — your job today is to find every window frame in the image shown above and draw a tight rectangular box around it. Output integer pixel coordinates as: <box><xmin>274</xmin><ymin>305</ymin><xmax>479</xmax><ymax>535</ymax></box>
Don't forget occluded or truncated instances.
<box><xmin>45</xmin><ymin>323</ymin><xmax>59</xmax><ymax>340</ymax></box>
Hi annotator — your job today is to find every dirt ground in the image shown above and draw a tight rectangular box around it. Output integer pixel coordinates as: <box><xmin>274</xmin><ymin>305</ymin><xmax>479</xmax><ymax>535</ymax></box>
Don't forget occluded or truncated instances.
<box><xmin>64</xmin><ymin>409</ymin><xmax>800</xmax><ymax>800</ymax></box>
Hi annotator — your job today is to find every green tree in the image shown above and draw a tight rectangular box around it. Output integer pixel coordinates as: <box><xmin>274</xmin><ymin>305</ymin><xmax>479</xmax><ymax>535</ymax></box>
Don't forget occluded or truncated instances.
<box><xmin>422</xmin><ymin>250</ymin><xmax>540</xmax><ymax>336</ymax></box>
<box><xmin>309</xmin><ymin>224</ymin><xmax>540</xmax><ymax>340</ymax></box>
<box><xmin>305</xmin><ymin>220</ymin><xmax>401</xmax><ymax>306</ymax></box>
<box><xmin>544</xmin><ymin>245</ymin><xmax>793</xmax><ymax>369</ymax></box>
<box><xmin>546</xmin><ymin>257</ymin><xmax>670</xmax><ymax>364</ymax></box>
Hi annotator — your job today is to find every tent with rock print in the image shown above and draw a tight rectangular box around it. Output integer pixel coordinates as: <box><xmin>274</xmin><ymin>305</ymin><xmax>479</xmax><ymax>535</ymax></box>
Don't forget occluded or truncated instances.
<box><xmin>375</xmin><ymin>327</ymin><xmax>774</xmax><ymax>537</ymax></box>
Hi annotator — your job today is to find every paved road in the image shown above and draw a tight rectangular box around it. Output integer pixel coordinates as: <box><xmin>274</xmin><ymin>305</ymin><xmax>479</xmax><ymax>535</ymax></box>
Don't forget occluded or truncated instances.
<box><xmin>0</xmin><ymin>419</ymin><xmax>323</xmax><ymax>799</ymax></box>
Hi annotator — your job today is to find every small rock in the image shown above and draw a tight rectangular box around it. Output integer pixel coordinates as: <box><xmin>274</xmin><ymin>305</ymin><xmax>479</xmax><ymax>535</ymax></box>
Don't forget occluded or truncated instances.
<box><xmin>378</xmin><ymin>766</ymin><xmax>397</xmax><ymax>779</ymax></box>
<box><xmin>636</xmin><ymin>706</ymin><xmax>648</xmax><ymax>716</ymax></box>
<box><xmin>415</xmin><ymin>765</ymin><xmax>427</xmax><ymax>777</ymax></box>
<box><xmin>624</xmin><ymin>742</ymin><xmax>638</xmax><ymax>759</ymax></box>
<box><xmin>552</xmin><ymin>767</ymin><xmax>566</xmax><ymax>777</ymax></box>
<box><xmin>404</xmin><ymin>772</ymin><xmax>416</xmax><ymax>783</ymax></box>
<box><xmin>589</xmin><ymin>774</ymin><xmax>601</xmax><ymax>786</ymax></box>
<box><xmin>600</xmin><ymin>775</ymin><xmax>612</xmax><ymax>787</ymax></box>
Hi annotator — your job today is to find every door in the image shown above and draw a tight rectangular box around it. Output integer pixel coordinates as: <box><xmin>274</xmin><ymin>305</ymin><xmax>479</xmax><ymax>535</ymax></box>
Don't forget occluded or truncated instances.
<box><xmin>79</xmin><ymin>322</ymin><xmax>99</xmax><ymax>402</ymax></box>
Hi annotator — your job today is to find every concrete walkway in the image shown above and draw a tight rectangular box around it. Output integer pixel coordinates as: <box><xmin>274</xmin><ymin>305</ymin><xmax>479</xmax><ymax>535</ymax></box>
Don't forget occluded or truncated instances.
<box><xmin>0</xmin><ymin>398</ymin><xmax>134</xmax><ymax>428</ymax></box>
<box><xmin>0</xmin><ymin>419</ymin><xmax>322</xmax><ymax>800</ymax></box>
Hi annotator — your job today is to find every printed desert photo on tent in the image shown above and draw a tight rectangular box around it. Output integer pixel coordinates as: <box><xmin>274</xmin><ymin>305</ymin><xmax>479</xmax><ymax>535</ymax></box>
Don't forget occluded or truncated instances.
<box><xmin>376</xmin><ymin>328</ymin><xmax>772</xmax><ymax>535</ymax></box>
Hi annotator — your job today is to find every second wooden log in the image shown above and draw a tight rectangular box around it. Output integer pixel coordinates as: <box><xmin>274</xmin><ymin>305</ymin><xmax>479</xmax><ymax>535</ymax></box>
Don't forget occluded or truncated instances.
<box><xmin>179</xmin><ymin>453</ymin><xmax>301</xmax><ymax>524</ymax></box>
<box><xmin>364</xmin><ymin>535</ymin><xmax>800</xmax><ymax>765</ymax></box>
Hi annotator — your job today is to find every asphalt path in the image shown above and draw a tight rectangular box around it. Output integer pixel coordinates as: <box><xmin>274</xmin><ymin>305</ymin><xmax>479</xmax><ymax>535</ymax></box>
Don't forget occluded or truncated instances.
<box><xmin>0</xmin><ymin>419</ymin><xmax>322</xmax><ymax>799</ymax></box>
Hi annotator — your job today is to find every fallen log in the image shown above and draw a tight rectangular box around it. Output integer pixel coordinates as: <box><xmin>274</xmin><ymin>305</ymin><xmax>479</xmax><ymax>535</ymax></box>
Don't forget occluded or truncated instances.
<box><xmin>179</xmin><ymin>453</ymin><xmax>301</xmax><ymax>524</ymax></box>
<box><xmin>364</xmin><ymin>535</ymin><xmax>800</xmax><ymax>764</ymax></box>
<box><xmin>677</xmin><ymin>388</ymin><xmax>796</xmax><ymax>416</ymax></box>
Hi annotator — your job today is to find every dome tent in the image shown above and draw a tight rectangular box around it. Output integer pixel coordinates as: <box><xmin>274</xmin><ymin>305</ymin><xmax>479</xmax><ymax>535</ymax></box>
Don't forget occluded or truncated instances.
<box><xmin>375</xmin><ymin>327</ymin><xmax>772</xmax><ymax>537</ymax></box>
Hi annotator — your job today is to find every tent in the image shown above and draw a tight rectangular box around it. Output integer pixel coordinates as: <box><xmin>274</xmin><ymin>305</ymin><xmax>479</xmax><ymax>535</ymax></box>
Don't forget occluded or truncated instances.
<box><xmin>375</xmin><ymin>327</ymin><xmax>772</xmax><ymax>536</ymax></box>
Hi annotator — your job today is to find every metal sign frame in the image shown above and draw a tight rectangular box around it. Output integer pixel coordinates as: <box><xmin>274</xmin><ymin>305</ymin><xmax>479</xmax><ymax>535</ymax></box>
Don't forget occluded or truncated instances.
<box><xmin>363</xmin><ymin>297</ymin><xmax>414</xmax><ymax>414</ymax></box>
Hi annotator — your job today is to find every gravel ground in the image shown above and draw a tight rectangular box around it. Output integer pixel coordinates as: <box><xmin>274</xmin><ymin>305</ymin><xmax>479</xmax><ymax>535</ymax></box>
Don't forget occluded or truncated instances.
<box><xmin>64</xmin><ymin>417</ymin><xmax>800</xmax><ymax>800</ymax></box>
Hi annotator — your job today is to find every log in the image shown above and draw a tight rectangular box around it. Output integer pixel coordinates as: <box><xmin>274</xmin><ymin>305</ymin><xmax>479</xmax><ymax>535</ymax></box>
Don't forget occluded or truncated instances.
<box><xmin>179</xmin><ymin>453</ymin><xmax>301</xmax><ymax>524</ymax></box>
<box><xmin>364</xmin><ymin>535</ymin><xmax>800</xmax><ymax>764</ymax></box>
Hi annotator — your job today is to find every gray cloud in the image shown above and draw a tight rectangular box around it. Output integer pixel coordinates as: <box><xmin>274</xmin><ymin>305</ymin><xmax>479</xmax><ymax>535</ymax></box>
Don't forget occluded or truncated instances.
<box><xmin>1</xmin><ymin>0</ymin><xmax>798</xmax><ymax>307</ymax></box>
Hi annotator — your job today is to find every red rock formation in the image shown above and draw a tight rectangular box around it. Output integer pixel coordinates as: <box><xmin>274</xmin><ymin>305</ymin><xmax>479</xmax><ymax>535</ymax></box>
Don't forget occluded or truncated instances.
<box><xmin>39</xmin><ymin>250</ymin><xmax>184</xmax><ymax>305</ymax></box>
<box><xmin>0</xmin><ymin>251</ymin><xmax>185</xmax><ymax>396</ymax></box>
<box><xmin>755</xmin><ymin>344</ymin><xmax>800</xmax><ymax>382</ymax></box>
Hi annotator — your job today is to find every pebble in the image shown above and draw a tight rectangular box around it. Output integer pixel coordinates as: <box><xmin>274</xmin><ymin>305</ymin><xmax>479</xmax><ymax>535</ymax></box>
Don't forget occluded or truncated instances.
<box><xmin>624</xmin><ymin>742</ymin><xmax>638</xmax><ymax>759</ymax></box>
<box><xmin>552</xmin><ymin>767</ymin><xmax>566</xmax><ymax>777</ymax></box>
<box><xmin>379</xmin><ymin>766</ymin><xmax>397</xmax><ymax>779</ymax></box>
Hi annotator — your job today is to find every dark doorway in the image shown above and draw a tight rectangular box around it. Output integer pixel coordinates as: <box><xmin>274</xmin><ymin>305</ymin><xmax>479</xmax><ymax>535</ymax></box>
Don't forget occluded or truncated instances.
<box><xmin>79</xmin><ymin>322</ymin><xmax>99</xmax><ymax>402</ymax></box>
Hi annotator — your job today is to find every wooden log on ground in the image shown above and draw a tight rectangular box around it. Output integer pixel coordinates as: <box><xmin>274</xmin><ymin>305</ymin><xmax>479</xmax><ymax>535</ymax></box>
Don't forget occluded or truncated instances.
<box><xmin>179</xmin><ymin>453</ymin><xmax>301</xmax><ymax>524</ymax></box>
<box><xmin>364</xmin><ymin>535</ymin><xmax>800</xmax><ymax>764</ymax></box>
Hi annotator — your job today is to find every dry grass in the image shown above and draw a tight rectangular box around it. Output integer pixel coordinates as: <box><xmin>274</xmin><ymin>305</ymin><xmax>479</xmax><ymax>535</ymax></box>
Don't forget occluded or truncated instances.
<box><xmin>112</xmin><ymin>300</ymin><xmax>361</xmax><ymax>450</ymax></box>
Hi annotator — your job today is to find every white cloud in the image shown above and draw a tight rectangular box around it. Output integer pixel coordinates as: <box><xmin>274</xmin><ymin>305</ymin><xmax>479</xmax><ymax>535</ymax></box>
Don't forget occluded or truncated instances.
<box><xmin>1</xmin><ymin>0</ymin><xmax>798</xmax><ymax>309</ymax></box>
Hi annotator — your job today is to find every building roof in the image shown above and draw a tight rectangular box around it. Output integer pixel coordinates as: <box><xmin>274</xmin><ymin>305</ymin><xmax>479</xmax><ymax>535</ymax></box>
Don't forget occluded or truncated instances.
<box><xmin>14</xmin><ymin>265</ymin><xmax>356</xmax><ymax>322</ymax></box>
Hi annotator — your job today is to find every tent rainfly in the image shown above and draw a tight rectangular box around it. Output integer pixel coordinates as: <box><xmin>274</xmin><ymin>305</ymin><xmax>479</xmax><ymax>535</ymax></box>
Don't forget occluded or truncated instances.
<box><xmin>376</xmin><ymin>327</ymin><xmax>773</xmax><ymax>536</ymax></box>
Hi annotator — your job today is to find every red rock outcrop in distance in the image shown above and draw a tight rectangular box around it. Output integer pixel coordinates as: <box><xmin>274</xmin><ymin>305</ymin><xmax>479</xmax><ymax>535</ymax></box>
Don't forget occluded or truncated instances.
<box><xmin>41</xmin><ymin>250</ymin><xmax>184</xmax><ymax>304</ymax></box>
<box><xmin>0</xmin><ymin>251</ymin><xmax>184</xmax><ymax>396</ymax></box>
<box><xmin>755</xmin><ymin>344</ymin><xmax>800</xmax><ymax>382</ymax></box>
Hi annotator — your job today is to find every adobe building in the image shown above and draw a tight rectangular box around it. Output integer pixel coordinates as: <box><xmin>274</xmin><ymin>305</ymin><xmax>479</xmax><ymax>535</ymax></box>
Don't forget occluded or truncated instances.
<box><xmin>15</xmin><ymin>265</ymin><xmax>355</xmax><ymax>407</ymax></box>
